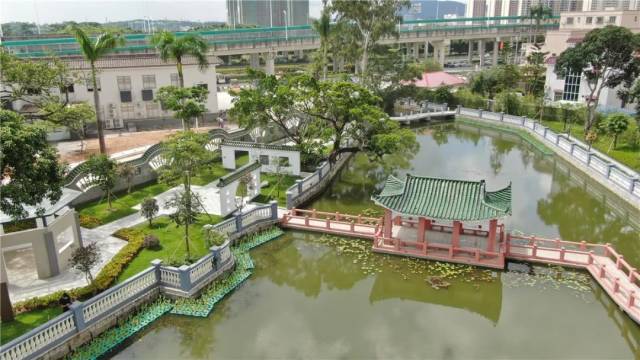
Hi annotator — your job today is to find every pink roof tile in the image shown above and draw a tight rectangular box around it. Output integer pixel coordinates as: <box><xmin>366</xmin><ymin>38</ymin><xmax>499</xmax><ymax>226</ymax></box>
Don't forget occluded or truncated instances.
<box><xmin>404</xmin><ymin>71</ymin><xmax>466</xmax><ymax>88</ymax></box>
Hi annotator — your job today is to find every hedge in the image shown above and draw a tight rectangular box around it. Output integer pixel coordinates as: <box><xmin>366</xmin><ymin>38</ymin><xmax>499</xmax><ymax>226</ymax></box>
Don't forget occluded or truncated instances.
<box><xmin>13</xmin><ymin>228</ymin><xmax>146</xmax><ymax>313</ymax></box>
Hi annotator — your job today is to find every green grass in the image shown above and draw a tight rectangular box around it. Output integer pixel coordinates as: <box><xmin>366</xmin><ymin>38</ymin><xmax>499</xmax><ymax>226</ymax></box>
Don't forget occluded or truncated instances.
<box><xmin>77</xmin><ymin>159</ymin><xmax>240</xmax><ymax>228</ymax></box>
<box><xmin>254</xmin><ymin>173</ymin><xmax>300</xmax><ymax>207</ymax></box>
<box><xmin>0</xmin><ymin>307</ymin><xmax>62</xmax><ymax>345</ymax></box>
<box><xmin>116</xmin><ymin>214</ymin><xmax>223</xmax><ymax>282</ymax></box>
<box><xmin>542</xmin><ymin>120</ymin><xmax>640</xmax><ymax>171</ymax></box>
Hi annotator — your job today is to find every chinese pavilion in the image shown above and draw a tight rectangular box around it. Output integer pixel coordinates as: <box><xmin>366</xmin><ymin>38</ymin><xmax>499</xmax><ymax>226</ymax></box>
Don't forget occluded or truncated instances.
<box><xmin>371</xmin><ymin>174</ymin><xmax>512</xmax><ymax>268</ymax></box>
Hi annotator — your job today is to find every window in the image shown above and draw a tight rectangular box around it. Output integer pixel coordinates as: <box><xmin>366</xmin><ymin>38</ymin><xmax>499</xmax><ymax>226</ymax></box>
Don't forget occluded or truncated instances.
<box><xmin>596</xmin><ymin>17</ymin><xmax>603</xmax><ymax>24</ymax></box>
<box><xmin>608</xmin><ymin>16</ymin><xmax>616</xmax><ymax>24</ymax></box>
<box><xmin>259</xmin><ymin>155</ymin><xmax>269</xmax><ymax>165</ymax></box>
<box><xmin>117</xmin><ymin>76</ymin><xmax>131</xmax><ymax>90</ymax></box>
<box><xmin>141</xmin><ymin>89</ymin><xmax>154</xmax><ymax>101</ymax></box>
<box><xmin>120</xmin><ymin>103</ymin><xmax>135</xmax><ymax>119</ymax></box>
<box><xmin>554</xmin><ymin>91</ymin><xmax>563</xmax><ymax>101</ymax></box>
<box><xmin>86</xmin><ymin>78</ymin><xmax>101</xmax><ymax>91</ymax></box>
<box><xmin>562</xmin><ymin>72</ymin><xmax>581</xmax><ymax>102</ymax></box>
<box><xmin>120</xmin><ymin>91</ymin><xmax>132</xmax><ymax>103</ymax></box>
<box><xmin>586</xmin><ymin>17</ymin><xmax>593</xmax><ymax>24</ymax></box>
<box><xmin>142</xmin><ymin>75</ymin><xmax>156</xmax><ymax>89</ymax></box>
<box><xmin>566</xmin><ymin>17</ymin><xmax>574</xmax><ymax>25</ymax></box>
<box><xmin>196</xmin><ymin>83</ymin><xmax>208</xmax><ymax>90</ymax></box>
<box><xmin>170</xmin><ymin>73</ymin><xmax>180</xmax><ymax>87</ymax></box>
<box><xmin>278</xmin><ymin>157</ymin><xmax>290</xmax><ymax>167</ymax></box>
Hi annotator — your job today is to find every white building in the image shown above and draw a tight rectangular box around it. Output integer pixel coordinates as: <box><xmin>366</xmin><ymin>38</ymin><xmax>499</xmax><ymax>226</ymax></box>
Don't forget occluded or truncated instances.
<box><xmin>543</xmin><ymin>9</ymin><xmax>640</xmax><ymax>112</ymax></box>
<box><xmin>54</xmin><ymin>54</ymin><xmax>221</xmax><ymax>130</ymax></box>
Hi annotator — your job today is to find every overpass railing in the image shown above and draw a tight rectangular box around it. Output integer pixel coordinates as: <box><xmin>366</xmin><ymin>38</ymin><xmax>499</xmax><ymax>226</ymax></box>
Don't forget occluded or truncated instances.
<box><xmin>0</xmin><ymin>200</ymin><xmax>279</xmax><ymax>360</ymax></box>
<box><xmin>5</xmin><ymin>16</ymin><xmax>558</xmax><ymax>58</ymax></box>
<box><xmin>457</xmin><ymin>106</ymin><xmax>640</xmax><ymax>202</ymax></box>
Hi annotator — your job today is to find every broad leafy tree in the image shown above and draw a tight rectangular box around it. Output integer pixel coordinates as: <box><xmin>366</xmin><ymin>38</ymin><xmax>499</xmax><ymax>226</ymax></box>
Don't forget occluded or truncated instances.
<box><xmin>331</xmin><ymin>0</ymin><xmax>409</xmax><ymax>77</ymax></box>
<box><xmin>85</xmin><ymin>154</ymin><xmax>118</xmax><ymax>209</ymax></box>
<box><xmin>156</xmin><ymin>85</ymin><xmax>208</xmax><ymax>130</ymax></box>
<box><xmin>69</xmin><ymin>243</ymin><xmax>101</xmax><ymax>293</ymax></box>
<box><xmin>0</xmin><ymin>110</ymin><xmax>66</xmax><ymax>219</ymax></box>
<box><xmin>117</xmin><ymin>162</ymin><xmax>136</xmax><ymax>193</ymax></box>
<box><xmin>230</xmin><ymin>71</ymin><xmax>417</xmax><ymax>164</ymax></box>
<box><xmin>602</xmin><ymin>113</ymin><xmax>630</xmax><ymax>150</ymax></box>
<box><xmin>0</xmin><ymin>49</ymin><xmax>74</xmax><ymax>119</ymax></box>
<box><xmin>151</xmin><ymin>31</ymin><xmax>208</xmax><ymax>90</ymax></box>
<box><xmin>160</xmin><ymin>131</ymin><xmax>212</xmax><ymax>256</ymax></box>
<box><xmin>45</xmin><ymin>102</ymin><xmax>96</xmax><ymax>152</ymax></box>
<box><xmin>69</xmin><ymin>25</ymin><xmax>125</xmax><ymax>154</ymax></box>
<box><xmin>164</xmin><ymin>189</ymin><xmax>205</xmax><ymax>259</ymax></box>
<box><xmin>555</xmin><ymin>26</ymin><xmax>640</xmax><ymax>132</ymax></box>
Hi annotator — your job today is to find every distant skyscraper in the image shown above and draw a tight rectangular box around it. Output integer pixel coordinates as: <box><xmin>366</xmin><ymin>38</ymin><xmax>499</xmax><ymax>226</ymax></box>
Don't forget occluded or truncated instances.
<box><xmin>227</xmin><ymin>0</ymin><xmax>309</xmax><ymax>28</ymax></box>
<box><xmin>399</xmin><ymin>0</ymin><xmax>466</xmax><ymax>20</ymax></box>
<box><xmin>465</xmin><ymin>0</ymin><xmax>587</xmax><ymax>17</ymax></box>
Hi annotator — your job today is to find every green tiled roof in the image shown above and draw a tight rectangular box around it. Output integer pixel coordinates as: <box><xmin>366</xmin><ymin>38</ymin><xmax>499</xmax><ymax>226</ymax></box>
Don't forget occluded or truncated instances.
<box><xmin>372</xmin><ymin>175</ymin><xmax>511</xmax><ymax>221</ymax></box>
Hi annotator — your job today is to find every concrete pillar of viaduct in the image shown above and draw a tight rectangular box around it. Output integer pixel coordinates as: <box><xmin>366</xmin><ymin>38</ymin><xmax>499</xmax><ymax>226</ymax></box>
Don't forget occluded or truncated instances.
<box><xmin>424</xmin><ymin>41</ymin><xmax>430</xmax><ymax>59</ymax></box>
<box><xmin>264</xmin><ymin>52</ymin><xmax>276</xmax><ymax>75</ymax></box>
<box><xmin>249</xmin><ymin>53</ymin><xmax>260</xmax><ymax>70</ymax></box>
<box><xmin>467</xmin><ymin>40</ymin><xmax>473</xmax><ymax>64</ymax></box>
<box><xmin>478</xmin><ymin>39</ymin><xmax>486</xmax><ymax>68</ymax></box>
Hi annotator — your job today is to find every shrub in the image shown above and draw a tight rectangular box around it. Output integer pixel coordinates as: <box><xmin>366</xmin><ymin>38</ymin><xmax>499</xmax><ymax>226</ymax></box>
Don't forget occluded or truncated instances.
<box><xmin>79</xmin><ymin>214</ymin><xmax>102</xmax><ymax>228</ymax></box>
<box><xmin>495</xmin><ymin>92</ymin><xmax>522</xmax><ymax>115</ymax></box>
<box><xmin>13</xmin><ymin>227</ymin><xmax>146</xmax><ymax>313</ymax></box>
<box><xmin>454</xmin><ymin>88</ymin><xmax>486</xmax><ymax>109</ymax></box>
<box><xmin>143</xmin><ymin>234</ymin><xmax>160</xmax><ymax>249</ymax></box>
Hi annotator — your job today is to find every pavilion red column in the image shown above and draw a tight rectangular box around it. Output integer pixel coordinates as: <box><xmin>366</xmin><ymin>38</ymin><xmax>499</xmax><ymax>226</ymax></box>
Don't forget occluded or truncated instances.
<box><xmin>418</xmin><ymin>217</ymin><xmax>428</xmax><ymax>254</ymax></box>
<box><xmin>451</xmin><ymin>221</ymin><xmax>461</xmax><ymax>249</ymax></box>
<box><xmin>383</xmin><ymin>209</ymin><xmax>392</xmax><ymax>239</ymax></box>
<box><xmin>487</xmin><ymin>219</ymin><xmax>498</xmax><ymax>253</ymax></box>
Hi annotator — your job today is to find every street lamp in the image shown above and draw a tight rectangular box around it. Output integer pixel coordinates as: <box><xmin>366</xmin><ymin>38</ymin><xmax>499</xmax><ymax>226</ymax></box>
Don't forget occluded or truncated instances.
<box><xmin>283</xmin><ymin>10</ymin><xmax>288</xmax><ymax>41</ymax></box>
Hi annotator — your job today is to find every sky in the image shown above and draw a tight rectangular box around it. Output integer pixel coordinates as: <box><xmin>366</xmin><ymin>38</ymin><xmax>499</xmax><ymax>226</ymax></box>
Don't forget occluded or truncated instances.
<box><xmin>1</xmin><ymin>0</ymin><xmax>467</xmax><ymax>25</ymax></box>
<box><xmin>1</xmin><ymin>0</ymin><xmax>325</xmax><ymax>24</ymax></box>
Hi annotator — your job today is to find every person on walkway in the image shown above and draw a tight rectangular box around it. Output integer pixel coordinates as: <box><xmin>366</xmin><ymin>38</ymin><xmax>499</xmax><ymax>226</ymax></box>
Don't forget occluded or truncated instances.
<box><xmin>59</xmin><ymin>292</ymin><xmax>72</xmax><ymax>312</ymax></box>
<box><xmin>218</xmin><ymin>115</ymin><xmax>224</xmax><ymax>129</ymax></box>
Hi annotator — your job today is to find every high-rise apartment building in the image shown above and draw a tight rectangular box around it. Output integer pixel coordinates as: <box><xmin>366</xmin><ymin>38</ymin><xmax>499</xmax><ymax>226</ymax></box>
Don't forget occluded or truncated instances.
<box><xmin>227</xmin><ymin>0</ymin><xmax>309</xmax><ymax>28</ymax></box>
<box><xmin>462</xmin><ymin>0</ymin><xmax>631</xmax><ymax>18</ymax></box>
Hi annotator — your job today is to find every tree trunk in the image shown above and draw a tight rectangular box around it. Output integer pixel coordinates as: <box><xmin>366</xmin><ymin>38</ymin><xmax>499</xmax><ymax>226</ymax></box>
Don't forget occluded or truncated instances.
<box><xmin>613</xmin><ymin>134</ymin><xmax>618</xmax><ymax>149</ymax></box>
<box><xmin>322</xmin><ymin>46</ymin><xmax>328</xmax><ymax>81</ymax></box>
<box><xmin>91</xmin><ymin>64</ymin><xmax>107</xmax><ymax>154</ymax></box>
<box><xmin>148</xmin><ymin>218</ymin><xmax>153</xmax><ymax>227</ymax></box>
<box><xmin>177</xmin><ymin>61</ymin><xmax>188</xmax><ymax>131</ymax></box>
<box><xmin>107</xmin><ymin>190</ymin><xmax>112</xmax><ymax>210</ymax></box>
<box><xmin>184</xmin><ymin>171</ymin><xmax>191</xmax><ymax>259</ymax></box>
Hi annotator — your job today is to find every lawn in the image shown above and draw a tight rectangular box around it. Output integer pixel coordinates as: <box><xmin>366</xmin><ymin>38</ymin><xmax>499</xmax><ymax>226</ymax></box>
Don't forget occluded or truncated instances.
<box><xmin>116</xmin><ymin>214</ymin><xmax>223</xmax><ymax>282</ymax></box>
<box><xmin>77</xmin><ymin>159</ymin><xmax>238</xmax><ymax>228</ymax></box>
<box><xmin>0</xmin><ymin>307</ymin><xmax>62</xmax><ymax>345</ymax></box>
<box><xmin>542</xmin><ymin>120</ymin><xmax>640</xmax><ymax>171</ymax></box>
<box><xmin>254</xmin><ymin>172</ymin><xmax>300</xmax><ymax>207</ymax></box>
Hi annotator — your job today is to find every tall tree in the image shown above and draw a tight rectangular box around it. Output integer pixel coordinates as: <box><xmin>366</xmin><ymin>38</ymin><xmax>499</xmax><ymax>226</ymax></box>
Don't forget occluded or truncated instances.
<box><xmin>159</xmin><ymin>131</ymin><xmax>212</xmax><ymax>258</ymax></box>
<box><xmin>45</xmin><ymin>102</ymin><xmax>96</xmax><ymax>152</ymax></box>
<box><xmin>69</xmin><ymin>25</ymin><xmax>125</xmax><ymax>154</ymax></box>
<box><xmin>555</xmin><ymin>26</ymin><xmax>640</xmax><ymax>132</ymax></box>
<box><xmin>331</xmin><ymin>0</ymin><xmax>409</xmax><ymax>77</ymax></box>
<box><xmin>156</xmin><ymin>85</ymin><xmax>208</xmax><ymax>131</ymax></box>
<box><xmin>151</xmin><ymin>31</ymin><xmax>208</xmax><ymax>89</ymax></box>
<box><xmin>0</xmin><ymin>111</ymin><xmax>66</xmax><ymax>321</ymax></box>
<box><xmin>312</xmin><ymin>4</ymin><xmax>332</xmax><ymax>80</ymax></box>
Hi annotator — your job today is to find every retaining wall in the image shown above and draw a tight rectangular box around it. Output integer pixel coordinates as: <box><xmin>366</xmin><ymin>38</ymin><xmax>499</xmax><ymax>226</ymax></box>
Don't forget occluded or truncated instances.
<box><xmin>457</xmin><ymin>106</ymin><xmax>640</xmax><ymax>209</ymax></box>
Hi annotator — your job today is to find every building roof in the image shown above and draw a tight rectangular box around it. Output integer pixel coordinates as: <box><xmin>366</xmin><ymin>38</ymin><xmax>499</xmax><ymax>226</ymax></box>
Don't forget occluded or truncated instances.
<box><xmin>0</xmin><ymin>188</ymin><xmax>82</xmax><ymax>223</ymax></box>
<box><xmin>372</xmin><ymin>175</ymin><xmax>512</xmax><ymax>221</ymax></box>
<box><xmin>221</xmin><ymin>140</ymin><xmax>298</xmax><ymax>152</ymax></box>
<box><xmin>404</xmin><ymin>71</ymin><xmax>466</xmax><ymax>89</ymax></box>
<box><xmin>216</xmin><ymin>161</ymin><xmax>261</xmax><ymax>187</ymax></box>
<box><xmin>63</xmin><ymin>54</ymin><xmax>221</xmax><ymax>70</ymax></box>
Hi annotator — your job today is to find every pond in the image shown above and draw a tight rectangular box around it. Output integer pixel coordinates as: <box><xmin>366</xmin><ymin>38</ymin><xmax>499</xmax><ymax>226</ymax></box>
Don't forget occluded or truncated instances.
<box><xmin>113</xmin><ymin>123</ymin><xmax>640</xmax><ymax>359</ymax></box>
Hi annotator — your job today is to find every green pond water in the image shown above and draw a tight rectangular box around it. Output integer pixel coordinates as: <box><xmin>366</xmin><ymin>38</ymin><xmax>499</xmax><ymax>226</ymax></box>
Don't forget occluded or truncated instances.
<box><xmin>113</xmin><ymin>123</ymin><xmax>640</xmax><ymax>359</ymax></box>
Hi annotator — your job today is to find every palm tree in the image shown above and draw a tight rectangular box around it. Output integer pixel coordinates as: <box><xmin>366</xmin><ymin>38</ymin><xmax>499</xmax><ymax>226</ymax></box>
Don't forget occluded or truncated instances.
<box><xmin>312</xmin><ymin>5</ymin><xmax>332</xmax><ymax>80</ymax></box>
<box><xmin>529</xmin><ymin>4</ymin><xmax>553</xmax><ymax>45</ymax></box>
<box><xmin>69</xmin><ymin>25</ymin><xmax>124</xmax><ymax>154</ymax></box>
<box><xmin>151</xmin><ymin>31</ymin><xmax>209</xmax><ymax>89</ymax></box>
